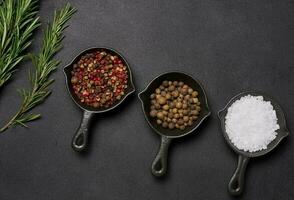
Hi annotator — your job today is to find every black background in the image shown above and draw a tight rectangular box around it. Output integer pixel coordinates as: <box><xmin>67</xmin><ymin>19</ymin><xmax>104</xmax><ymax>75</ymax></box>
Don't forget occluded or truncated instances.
<box><xmin>0</xmin><ymin>0</ymin><xmax>293</xmax><ymax>199</ymax></box>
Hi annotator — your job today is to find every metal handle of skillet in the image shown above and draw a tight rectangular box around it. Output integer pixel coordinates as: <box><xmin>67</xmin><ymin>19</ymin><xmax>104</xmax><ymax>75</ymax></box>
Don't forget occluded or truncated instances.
<box><xmin>72</xmin><ymin>111</ymin><xmax>94</xmax><ymax>152</ymax></box>
<box><xmin>228</xmin><ymin>155</ymin><xmax>250</xmax><ymax>195</ymax></box>
<box><xmin>151</xmin><ymin>136</ymin><xmax>172</xmax><ymax>177</ymax></box>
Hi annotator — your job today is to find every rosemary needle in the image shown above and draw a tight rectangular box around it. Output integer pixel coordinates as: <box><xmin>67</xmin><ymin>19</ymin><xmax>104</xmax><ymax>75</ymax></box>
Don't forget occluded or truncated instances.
<box><xmin>0</xmin><ymin>4</ymin><xmax>76</xmax><ymax>132</ymax></box>
<box><xmin>0</xmin><ymin>0</ymin><xmax>40</xmax><ymax>87</ymax></box>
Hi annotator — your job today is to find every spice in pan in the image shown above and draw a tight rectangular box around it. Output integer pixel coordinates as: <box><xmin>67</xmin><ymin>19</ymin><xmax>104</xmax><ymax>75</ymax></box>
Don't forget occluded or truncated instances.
<box><xmin>149</xmin><ymin>80</ymin><xmax>201</xmax><ymax>130</ymax></box>
<box><xmin>225</xmin><ymin>95</ymin><xmax>279</xmax><ymax>152</ymax></box>
<box><xmin>71</xmin><ymin>51</ymin><xmax>128</xmax><ymax>108</ymax></box>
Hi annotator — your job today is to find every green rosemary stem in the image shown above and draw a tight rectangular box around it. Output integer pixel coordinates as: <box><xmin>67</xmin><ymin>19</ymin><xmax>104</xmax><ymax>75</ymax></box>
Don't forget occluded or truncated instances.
<box><xmin>0</xmin><ymin>0</ymin><xmax>40</xmax><ymax>87</ymax></box>
<box><xmin>0</xmin><ymin>4</ymin><xmax>76</xmax><ymax>132</ymax></box>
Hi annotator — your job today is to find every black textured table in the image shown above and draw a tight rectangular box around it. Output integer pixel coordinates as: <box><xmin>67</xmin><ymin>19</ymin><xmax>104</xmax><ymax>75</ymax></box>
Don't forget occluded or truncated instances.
<box><xmin>0</xmin><ymin>1</ymin><xmax>293</xmax><ymax>199</ymax></box>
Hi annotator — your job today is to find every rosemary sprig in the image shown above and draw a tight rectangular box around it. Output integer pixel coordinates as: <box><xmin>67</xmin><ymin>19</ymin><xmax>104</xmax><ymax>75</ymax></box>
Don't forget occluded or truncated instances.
<box><xmin>0</xmin><ymin>0</ymin><xmax>40</xmax><ymax>87</ymax></box>
<box><xmin>0</xmin><ymin>4</ymin><xmax>76</xmax><ymax>132</ymax></box>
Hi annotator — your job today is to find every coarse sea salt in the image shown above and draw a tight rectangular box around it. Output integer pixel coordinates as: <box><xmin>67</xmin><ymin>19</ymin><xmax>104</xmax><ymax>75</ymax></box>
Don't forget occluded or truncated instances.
<box><xmin>225</xmin><ymin>95</ymin><xmax>279</xmax><ymax>153</ymax></box>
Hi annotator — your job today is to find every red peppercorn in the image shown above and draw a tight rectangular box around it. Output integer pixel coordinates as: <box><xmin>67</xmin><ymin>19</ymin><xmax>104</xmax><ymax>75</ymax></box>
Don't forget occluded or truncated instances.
<box><xmin>71</xmin><ymin>51</ymin><xmax>128</xmax><ymax>108</ymax></box>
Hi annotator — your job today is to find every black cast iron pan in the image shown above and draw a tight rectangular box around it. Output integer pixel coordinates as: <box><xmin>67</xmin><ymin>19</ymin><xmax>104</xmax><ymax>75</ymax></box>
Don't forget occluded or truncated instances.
<box><xmin>218</xmin><ymin>91</ymin><xmax>289</xmax><ymax>196</ymax></box>
<box><xmin>64</xmin><ymin>47</ymin><xmax>135</xmax><ymax>152</ymax></box>
<box><xmin>138</xmin><ymin>72</ymin><xmax>211</xmax><ymax>177</ymax></box>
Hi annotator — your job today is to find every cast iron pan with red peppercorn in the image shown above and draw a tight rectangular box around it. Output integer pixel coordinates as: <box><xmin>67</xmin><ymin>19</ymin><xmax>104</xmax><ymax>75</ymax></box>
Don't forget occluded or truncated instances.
<box><xmin>138</xmin><ymin>72</ymin><xmax>211</xmax><ymax>177</ymax></box>
<box><xmin>64</xmin><ymin>47</ymin><xmax>135</xmax><ymax>152</ymax></box>
<box><xmin>218</xmin><ymin>91</ymin><xmax>289</xmax><ymax>196</ymax></box>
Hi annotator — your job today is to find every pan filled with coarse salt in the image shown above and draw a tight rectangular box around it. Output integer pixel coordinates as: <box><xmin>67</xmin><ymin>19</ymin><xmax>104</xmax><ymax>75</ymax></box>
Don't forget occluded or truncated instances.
<box><xmin>218</xmin><ymin>91</ymin><xmax>289</xmax><ymax>196</ymax></box>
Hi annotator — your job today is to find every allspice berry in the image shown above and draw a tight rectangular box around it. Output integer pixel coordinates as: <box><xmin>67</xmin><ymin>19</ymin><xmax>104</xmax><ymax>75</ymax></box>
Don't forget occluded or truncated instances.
<box><xmin>192</xmin><ymin>91</ymin><xmax>198</xmax><ymax>97</ymax></box>
<box><xmin>163</xmin><ymin>104</ymin><xmax>169</xmax><ymax>110</ymax></box>
<box><xmin>150</xmin><ymin>110</ymin><xmax>157</xmax><ymax>117</ymax></box>
<box><xmin>172</xmin><ymin>108</ymin><xmax>178</xmax><ymax>114</ymax></box>
<box><xmin>162</xmin><ymin>122</ymin><xmax>168</xmax><ymax>128</ymax></box>
<box><xmin>168</xmin><ymin>123</ymin><xmax>175</xmax><ymax>129</ymax></box>
<box><xmin>176</xmin><ymin>102</ymin><xmax>182</xmax><ymax>109</ymax></box>
<box><xmin>157</xmin><ymin>112</ymin><xmax>164</xmax><ymax>119</ymax></box>
<box><xmin>158</xmin><ymin>97</ymin><xmax>167</xmax><ymax>105</ymax></box>
<box><xmin>149</xmin><ymin>80</ymin><xmax>201</xmax><ymax>131</ymax></box>
<box><xmin>157</xmin><ymin>119</ymin><xmax>162</xmax><ymax>124</ymax></box>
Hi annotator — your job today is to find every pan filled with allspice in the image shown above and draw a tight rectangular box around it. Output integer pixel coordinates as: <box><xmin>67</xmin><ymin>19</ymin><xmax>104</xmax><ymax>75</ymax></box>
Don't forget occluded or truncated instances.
<box><xmin>138</xmin><ymin>72</ymin><xmax>211</xmax><ymax>177</ymax></box>
<box><xmin>64</xmin><ymin>47</ymin><xmax>135</xmax><ymax>152</ymax></box>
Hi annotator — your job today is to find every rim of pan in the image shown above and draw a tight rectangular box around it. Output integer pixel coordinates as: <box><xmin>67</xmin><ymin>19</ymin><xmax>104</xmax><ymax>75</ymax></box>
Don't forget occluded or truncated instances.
<box><xmin>138</xmin><ymin>71</ymin><xmax>211</xmax><ymax>139</ymax></box>
<box><xmin>63</xmin><ymin>46</ymin><xmax>135</xmax><ymax>113</ymax></box>
<box><xmin>218</xmin><ymin>90</ymin><xmax>289</xmax><ymax>157</ymax></box>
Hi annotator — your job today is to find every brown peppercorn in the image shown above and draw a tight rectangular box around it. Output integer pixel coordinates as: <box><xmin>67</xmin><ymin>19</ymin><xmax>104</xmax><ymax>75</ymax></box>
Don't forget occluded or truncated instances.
<box><xmin>157</xmin><ymin>112</ymin><xmax>164</xmax><ymax>119</ymax></box>
<box><xmin>181</xmin><ymin>88</ymin><xmax>188</xmax><ymax>95</ymax></box>
<box><xmin>162</xmin><ymin>122</ymin><xmax>168</xmax><ymax>128</ymax></box>
<box><xmin>196</xmin><ymin>106</ymin><xmax>201</xmax><ymax>111</ymax></box>
<box><xmin>168</xmin><ymin>112</ymin><xmax>174</xmax><ymax>118</ymax></box>
<box><xmin>183</xmin><ymin>116</ymin><xmax>189</xmax><ymax>122</ymax></box>
<box><xmin>190</xmin><ymin>110</ymin><xmax>199</xmax><ymax>116</ymax></box>
<box><xmin>192</xmin><ymin>98</ymin><xmax>199</xmax><ymax>103</ymax></box>
<box><xmin>172</xmin><ymin>108</ymin><xmax>178</xmax><ymax>114</ymax></box>
<box><xmin>192</xmin><ymin>116</ymin><xmax>198</xmax><ymax>120</ymax></box>
<box><xmin>163</xmin><ymin>104</ymin><xmax>169</xmax><ymax>110</ymax></box>
<box><xmin>162</xmin><ymin>110</ymin><xmax>168</xmax><ymax>116</ymax></box>
<box><xmin>161</xmin><ymin>91</ymin><xmax>167</xmax><ymax>96</ymax></box>
<box><xmin>157</xmin><ymin>119</ymin><xmax>162</xmax><ymax>124</ymax></box>
<box><xmin>182</xmin><ymin>109</ymin><xmax>188</xmax><ymax>115</ymax></box>
<box><xmin>188</xmin><ymin>120</ymin><xmax>193</xmax><ymax>126</ymax></box>
<box><xmin>188</xmin><ymin>88</ymin><xmax>193</xmax><ymax>94</ymax></box>
<box><xmin>169</xmin><ymin>102</ymin><xmax>175</xmax><ymax>108</ymax></box>
<box><xmin>158</xmin><ymin>97</ymin><xmax>167</xmax><ymax>105</ymax></box>
<box><xmin>150</xmin><ymin>110</ymin><xmax>157</xmax><ymax>117</ymax></box>
<box><xmin>192</xmin><ymin>91</ymin><xmax>198</xmax><ymax>97</ymax></box>
<box><xmin>176</xmin><ymin>102</ymin><xmax>182</xmax><ymax>109</ymax></box>
<box><xmin>168</xmin><ymin>85</ymin><xmax>175</xmax><ymax>91</ymax></box>
<box><xmin>168</xmin><ymin>123</ymin><xmax>175</xmax><ymax>129</ymax></box>
<box><xmin>155</xmin><ymin>103</ymin><xmax>161</xmax><ymax>109</ymax></box>
<box><xmin>184</xmin><ymin>95</ymin><xmax>190</xmax><ymax>100</ymax></box>
<box><xmin>163</xmin><ymin>81</ymin><xmax>169</xmax><ymax>87</ymax></box>
<box><xmin>172</xmin><ymin>90</ymin><xmax>179</xmax><ymax>98</ymax></box>
<box><xmin>177</xmin><ymin>119</ymin><xmax>184</xmax><ymax>125</ymax></box>
<box><xmin>155</xmin><ymin>88</ymin><xmax>161</xmax><ymax>94</ymax></box>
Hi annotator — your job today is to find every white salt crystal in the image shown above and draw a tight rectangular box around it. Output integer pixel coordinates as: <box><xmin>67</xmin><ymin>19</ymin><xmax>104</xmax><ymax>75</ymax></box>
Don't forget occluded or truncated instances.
<box><xmin>225</xmin><ymin>95</ymin><xmax>279</xmax><ymax>153</ymax></box>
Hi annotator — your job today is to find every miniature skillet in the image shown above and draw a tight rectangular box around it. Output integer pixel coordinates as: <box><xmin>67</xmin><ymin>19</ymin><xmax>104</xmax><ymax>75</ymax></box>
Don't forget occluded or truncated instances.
<box><xmin>64</xmin><ymin>47</ymin><xmax>135</xmax><ymax>152</ymax></box>
<box><xmin>218</xmin><ymin>91</ymin><xmax>289</xmax><ymax>196</ymax></box>
<box><xmin>138</xmin><ymin>72</ymin><xmax>211</xmax><ymax>177</ymax></box>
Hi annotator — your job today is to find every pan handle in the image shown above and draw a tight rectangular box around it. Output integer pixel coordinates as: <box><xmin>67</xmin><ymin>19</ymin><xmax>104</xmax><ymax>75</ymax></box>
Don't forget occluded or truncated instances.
<box><xmin>228</xmin><ymin>154</ymin><xmax>250</xmax><ymax>196</ymax></box>
<box><xmin>72</xmin><ymin>111</ymin><xmax>94</xmax><ymax>152</ymax></box>
<box><xmin>151</xmin><ymin>136</ymin><xmax>172</xmax><ymax>177</ymax></box>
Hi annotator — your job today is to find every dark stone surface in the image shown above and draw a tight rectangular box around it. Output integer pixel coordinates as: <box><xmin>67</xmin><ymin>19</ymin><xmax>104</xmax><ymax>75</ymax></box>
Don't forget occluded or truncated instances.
<box><xmin>0</xmin><ymin>0</ymin><xmax>293</xmax><ymax>199</ymax></box>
